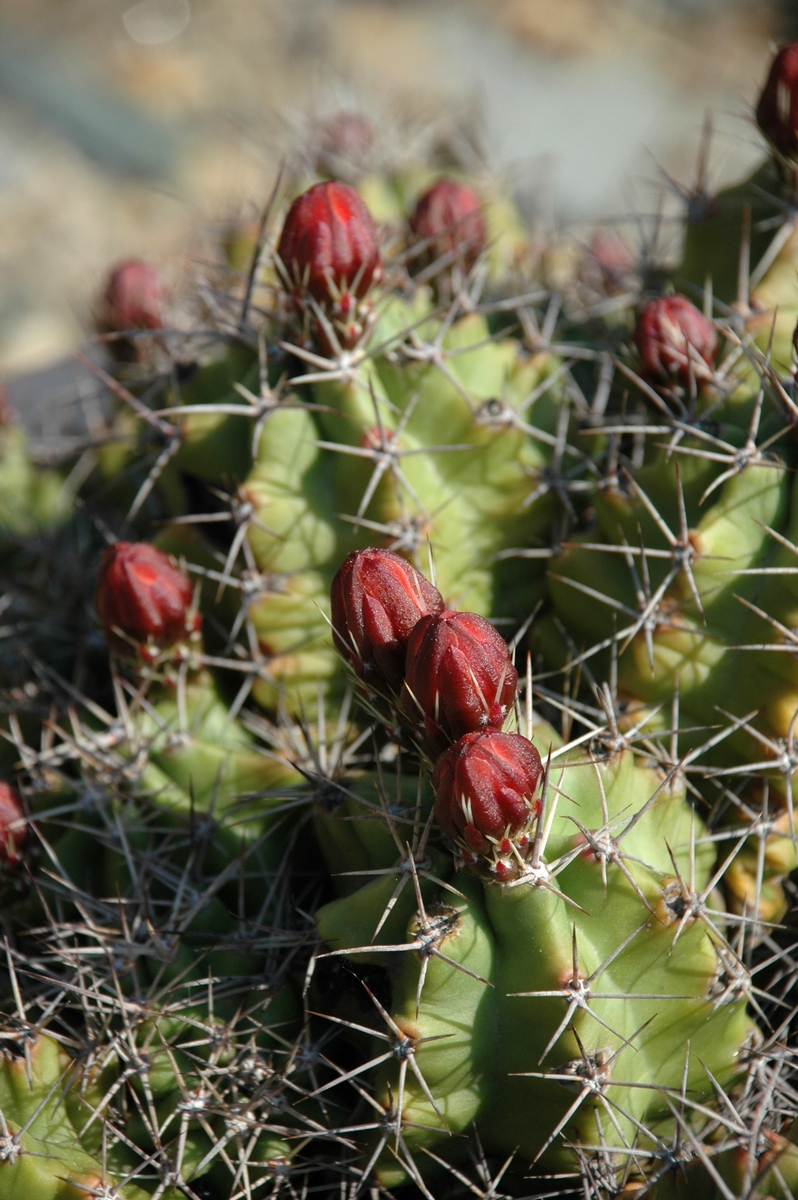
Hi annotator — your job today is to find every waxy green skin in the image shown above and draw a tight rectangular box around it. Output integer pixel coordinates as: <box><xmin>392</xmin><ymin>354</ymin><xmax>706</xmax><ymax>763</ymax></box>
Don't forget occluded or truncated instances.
<box><xmin>91</xmin><ymin>341</ymin><xmax>259</xmax><ymax>525</ymax></box>
<box><xmin>313</xmin><ymin>768</ymin><xmax>439</xmax><ymax>895</ymax></box>
<box><xmin>130</xmin><ymin>671</ymin><xmax>305</xmax><ymax>831</ymax></box>
<box><xmin>315</xmin><ymin>734</ymin><xmax>754</xmax><ymax>1184</ymax></box>
<box><xmin>543</xmin><ymin>443</ymin><xmax>798</xmax><ymax>770</ymax></box>
<box><xmin>0</xmin><ymin>426</ymin><xmax>70</xmax><ymax>541</ymax></box>
<box><xmin>0</xmin><ymin>1036</ymin><xmax>177</xmax><ymax>1200</ymax></box>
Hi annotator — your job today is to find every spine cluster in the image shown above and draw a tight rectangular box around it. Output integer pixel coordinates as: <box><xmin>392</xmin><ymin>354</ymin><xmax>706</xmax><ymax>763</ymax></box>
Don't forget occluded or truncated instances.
<box><xmin>6</xmin><ymin>34</ymin><xmax>798</xmax><ymax>1200</ymax></box>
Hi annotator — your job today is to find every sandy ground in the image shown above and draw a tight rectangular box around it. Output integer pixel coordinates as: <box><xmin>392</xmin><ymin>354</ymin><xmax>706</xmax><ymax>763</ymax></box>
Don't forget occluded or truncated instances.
<box><xmin>0</xmin><ymin>0</ymin><xmax>783</xmax><ymax>383</ymax></box>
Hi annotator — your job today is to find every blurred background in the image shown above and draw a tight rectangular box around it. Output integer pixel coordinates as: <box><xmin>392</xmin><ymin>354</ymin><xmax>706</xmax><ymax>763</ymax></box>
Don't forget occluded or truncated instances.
<box><xmin>0</xmin><ymin>0</ymin><xmax>794</xmax><ymax>382</ymax></box>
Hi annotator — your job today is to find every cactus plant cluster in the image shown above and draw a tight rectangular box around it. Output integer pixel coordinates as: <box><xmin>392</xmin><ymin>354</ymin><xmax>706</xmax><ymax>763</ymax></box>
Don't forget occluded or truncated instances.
<box><xmin>2</xmin><ymin>40</ymin><xmax>798</xmax><ymax>1200</ymax></box>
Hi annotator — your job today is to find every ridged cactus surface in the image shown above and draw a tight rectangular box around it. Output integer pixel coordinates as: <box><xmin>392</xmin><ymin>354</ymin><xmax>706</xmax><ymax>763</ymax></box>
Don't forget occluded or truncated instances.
<box><xmin>2</xmin><ymin>46</ymin><xmax>798</xmax><ymax>1200</ymax></box>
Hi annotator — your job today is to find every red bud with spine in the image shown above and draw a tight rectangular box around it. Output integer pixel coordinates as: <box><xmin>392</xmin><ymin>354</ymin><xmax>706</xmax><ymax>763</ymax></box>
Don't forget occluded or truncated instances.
<box><xmin>330</xmin><ymin>548</ymin><xmax>444</xmax><ymax>691</ymax></box>
<box><xmin>635</xmin><ymin>295</ymin><xmax>717</xmax><ymax>388</ymax></box>
<box><xmin>401</xmin><ymin>610</ymin><xmax>518</xmax><ymax>756</ymax></box>
<box><xmin>0</xmin><ymin>783</ymin><xmax>27</xmax><ymax>870</ymax></box>
<box><xmin>756</xmin><ymin>43</ymin><xmax>798</xmax><ymax>161</ymax></box>
<box><xmin>410</xmin><ymin>179</ymin><xmax>486</xmax><ymax>277</ymax></box>
<box><xmin>103</xmin><ymin>259</ymin><xmax>165</xmax><ymax>332</ymax></box>
<box><xmin>433</xmin><ymin>730</ymin><xmax>543</xmax><ymax>879</ymax></box>
<box><xmin>277</xmin><ymin>181</ymin><xmax>381</xmax><ymax>351</ymax></box>
<box><xmin>96</xmin><ymin>542</ymin><xmax>201</xmax><ymax>663</ymax></box>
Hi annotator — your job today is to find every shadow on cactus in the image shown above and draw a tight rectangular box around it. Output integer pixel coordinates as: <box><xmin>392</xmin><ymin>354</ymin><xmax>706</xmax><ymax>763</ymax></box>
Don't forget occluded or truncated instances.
<box><xmin>309</xmin><ymin>548</ymin><xmax>781</xmax><ymax>1196</ymax></box>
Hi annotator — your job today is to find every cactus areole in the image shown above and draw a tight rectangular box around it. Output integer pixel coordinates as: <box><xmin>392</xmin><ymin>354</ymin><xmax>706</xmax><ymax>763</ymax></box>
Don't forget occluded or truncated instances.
<box><xmin>96</xmin><ymin>541</ymin><xmax>200</xmax><ymax>663</ymax></box>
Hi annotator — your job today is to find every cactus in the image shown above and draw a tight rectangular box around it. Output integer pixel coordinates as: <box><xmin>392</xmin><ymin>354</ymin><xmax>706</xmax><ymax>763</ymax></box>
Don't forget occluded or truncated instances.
<box><xmin>538</xmin><ymin>45</ymin><xmax>798</xmax><ymax>843</ymax></box>
<box><xmin>0</xmin><ymin>66</ymin><xmax>798</xmax><ymax>1200</ymax></box>
<box><xmin>312</xmin><ymin>551</ymin><xmax>757</xmax><ymax>1191</ymax></box>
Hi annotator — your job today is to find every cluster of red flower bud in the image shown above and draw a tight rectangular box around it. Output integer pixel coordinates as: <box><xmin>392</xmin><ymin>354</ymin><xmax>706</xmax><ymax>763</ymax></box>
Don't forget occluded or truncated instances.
<box><xmin>95</xmin><ymin>542</ymin><xmax>202</xmax><ymax>673</ymax></box>
<box><xmin>99</xmin><ymin>177</ymin><xmax>487</xmax><ymax>361</ymax></box>
<box><xmin>275</xmin><ymin>176</ymin><xmax>485</xmax><ymax>355</ymax></box>
<box><xmin>331</xmin><ymin>548</ymin><xmax>543</xmax><ymax>881</ymax></box>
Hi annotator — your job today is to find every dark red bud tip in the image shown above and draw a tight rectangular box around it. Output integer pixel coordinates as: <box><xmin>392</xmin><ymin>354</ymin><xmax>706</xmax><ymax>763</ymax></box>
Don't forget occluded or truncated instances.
<box><xmin>317</xmin><ymin>111</ymin><xmax>375</xmax><ymax>171</ymax></box>
<box><xmin>104</xmin><ymin>260</ymin><xmax>165</xmax><ymax>332</ymax></box>
<box><xmin>588</xmin><ymin>230</ymin><xmax>632</xmax><ymax>290</ymax></box>
<box><xmin>434</xmin><ymin>731</ymin><xmax>542</xmax><ymax>878</ymax></box>
<box><xmin>409</xmin><ymin>179</ymin><xmax>486</xmax><ymax>274</ymax></box>
<box><xmin>97</xmin><ymin>542</ymin><xmax>200</xmax><ymax>660</ymax></box>
<box><xmin>331</xmin><ymin>548</ymin><xmax>444</xmax><ymax>691</ymax></box>
<box><xmin>402</xmin><ymin>610</ymin><xmax>518</xmax><ymax>757</ymax></box>
<box><xmin>756</xmin><ymin>44</ymin><xmax>798</xmax><ymax>159</ymax></box>
<box><xmin>0</xmin><ymin>784</ymin><xmax>27</xmax><ymax>870</ymax></box>
<box><xmin>277</xmin><ymin>181</ymin><xmax>382</xmax><ymax>306</ymax></box>
<box><xmin>635</xmin><ymin>295</ymin><xmax>717</xmax><ymax>388</ymax></box>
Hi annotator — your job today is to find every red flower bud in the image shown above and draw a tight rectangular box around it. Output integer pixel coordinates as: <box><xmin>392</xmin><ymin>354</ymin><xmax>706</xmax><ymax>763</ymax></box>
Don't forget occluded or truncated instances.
<box><xmin>104</xmin><ymin>260</ymin><xmax>165</xmax><ymax>332</ymax></box>
<box><xmin>586</xmin><ymin>230</ymin><xmax>633</xmax><ymax>294</ymax></box>
<box><xmin>402</xmin><ymin>610</ymin><xmax>518</xmax><ymax>756</ymax></box>
<box><xmin>277</xmin><ymin>181</ymin><xmax>381</xmax><ymax>306</ymax></box>
<box><xmin>409</xmin><ymin>179</ymin><xmax>486</xmax><ymax>276</ymax></box>
<box><xmin>756</xmin><ymin>44</ymin><xmax>798</xmax><ymax>160</ymax></box>
<box><xmin>0</xmin><ymin>784</ymin><xmax>27</xmax><ymax>870</ymax></box>
<box><xmin>316</xmin><ymin>111</ymin><xmax>375</xmax><ymax>174</ymax></box>
<box><xmin>331</xmin><ymin>549</ymin><xmax>444</xmax><ymax>691</ymax></box>
<box><xmin>97</xmin><ymin>542</ymin><xmax>200</xmax><ymax>662</ymax></box>
<box><xmin>434</xmin><ymin>731</ymin><xmax>543</xmax><ymax>879</ymax></box>
<box><xmin>635</xmin><ymin>295</ymin><xmax>717</xmax><ymax>388</ymax></box>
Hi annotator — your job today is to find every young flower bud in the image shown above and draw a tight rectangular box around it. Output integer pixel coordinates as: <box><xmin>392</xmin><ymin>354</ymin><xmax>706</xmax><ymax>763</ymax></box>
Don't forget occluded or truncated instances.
<box><xmin>277</xmin><ymin>181</ymin><xmax>381</xmax><ymax>353</ymax></box>
<box><xmin>277</xmin><ymin>181</ymin><xmax>382</xmax><ymax>353</ymax></box>
<box><xmin>433</xmin><ymin>731</ymin><xmax>543</xmax><ymax>880</ymax></box>
<box><xmin>409</xmin><ymin>179</ymin><xmax>487</xmax><ymax>279</ymax></box>
<box><xmin>756</xmin><ymin>43</ymin><xmax>798</xmax><ymax>160</ymax></box>
<box><xmin>103</xmin><ymin>259</ymin><xmax>165</xmax><ymax>332</ymax></box>
<box><xmin>331</xmin><ymin>548</ymin><xmax>444</xmax><ymax>691</ymax></box>
<box><xmin>96</xmin><ymin>542</ymin><xmax>201</xmax><ymax>664</ymax></box>
<box><xmin>635</xmin><ymin>295</ymin><xmax>717</xmax><ymax>388</ymax></box>
<box><xmin>402</xmin><ymin>610</ymin><xmax>518</xmax><ymax>757</ymax></box>
<box><xmin>0</xmin><ymin>783</ymin><xmax>27</xmax><ymax>870</ymax></box>
<box><xmin>316</xmin><ymin>111</ymin><xmax>375</xmax><ymax>177</ymax></box>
